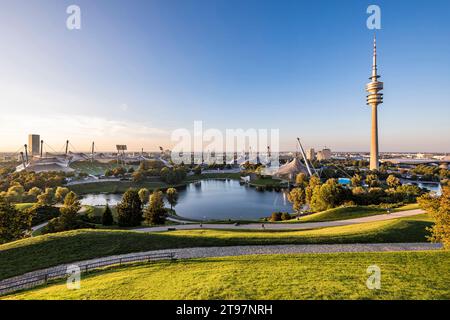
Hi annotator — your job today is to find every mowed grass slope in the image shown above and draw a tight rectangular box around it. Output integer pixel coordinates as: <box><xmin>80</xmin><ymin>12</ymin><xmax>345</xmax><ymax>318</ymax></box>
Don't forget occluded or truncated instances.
<box><xmin>287</xmin><ymin>204</ymin><xmax>420</xmax><ymax>223</ymax></box>
<box><xmin>5</xmin><ymin>251</ymin><xmax>450</xmax><ymax>300</ymax></box>
<box><xmin>0</xmin><ymin>214</ymin><xmax>433</xmax><ymax>280</ymax></box>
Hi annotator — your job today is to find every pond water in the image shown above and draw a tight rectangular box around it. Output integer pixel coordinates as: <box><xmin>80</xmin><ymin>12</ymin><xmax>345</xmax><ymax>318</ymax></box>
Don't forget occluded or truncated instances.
<box><xmin>80</xmin><ymin>179</ymin><xmax>292</xmax><ymax>220</ymax></box>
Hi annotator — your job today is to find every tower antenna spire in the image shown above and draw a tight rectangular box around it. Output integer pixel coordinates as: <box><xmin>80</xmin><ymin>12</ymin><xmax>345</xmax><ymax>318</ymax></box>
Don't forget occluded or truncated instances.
<box><xmin>371</xmin><ymin>33</ymin><xmax>379</xmax><ymax>79</ymax></box>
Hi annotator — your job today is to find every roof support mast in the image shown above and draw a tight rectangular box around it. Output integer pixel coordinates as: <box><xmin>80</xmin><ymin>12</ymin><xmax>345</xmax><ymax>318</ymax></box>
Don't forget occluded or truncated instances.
<box><xmin>296</xmin><ymin>137</ymin><xmax>314</xmax><ymax>177</ymax></box>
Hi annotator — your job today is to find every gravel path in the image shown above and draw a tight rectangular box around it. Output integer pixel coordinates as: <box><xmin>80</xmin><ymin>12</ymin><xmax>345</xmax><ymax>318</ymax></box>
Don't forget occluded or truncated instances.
<box><xmin>135</xmin><ymin>209</ymin><xmax>425</xmax><ymax>232</ymax></box>
<box><xmin>0</xmin><ymin>242</ymin><xmax>442</xmax><ymax>288</ymax></box>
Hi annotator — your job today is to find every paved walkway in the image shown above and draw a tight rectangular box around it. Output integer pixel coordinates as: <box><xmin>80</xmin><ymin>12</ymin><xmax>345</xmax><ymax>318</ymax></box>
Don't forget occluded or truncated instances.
<box><xmin>135</xmin><ymin>209</ymin><xmax>425</xmax><ymax>232</ymax></box>
<box><xmin>0</xmin><ymin>242</ymin><xmax>441</xmax><ymax>288</ymax></box>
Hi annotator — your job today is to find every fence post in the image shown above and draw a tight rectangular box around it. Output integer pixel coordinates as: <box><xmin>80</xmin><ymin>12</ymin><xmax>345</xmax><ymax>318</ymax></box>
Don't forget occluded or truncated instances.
<box><xmin>44</xmin><ymin>274</ymin><xmax>48</xmax><ymax>285</ymax></box>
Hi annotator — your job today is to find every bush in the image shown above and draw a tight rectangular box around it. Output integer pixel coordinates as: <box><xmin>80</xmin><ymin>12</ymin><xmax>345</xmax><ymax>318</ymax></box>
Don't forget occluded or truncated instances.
<box><xmin>102</xmin><ymin>205</ymin><xmax>114</xmax><ymax>226</ymax></box>
<box><xmin>271</xmin><ymin>212</ymin><xmax>282</xmax><ymax>221</ymax></box>
<box><xmin>281</xmin><ymin>212</ymin><xmax>291</xmax><ymax>221</ymax></box>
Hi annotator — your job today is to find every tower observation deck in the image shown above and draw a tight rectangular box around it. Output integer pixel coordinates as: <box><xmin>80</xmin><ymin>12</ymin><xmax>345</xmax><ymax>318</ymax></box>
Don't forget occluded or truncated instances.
<box><xmin>365</xmin><ymin>35</ymin><xmax>384</xmax><ymax>171</ymax></box>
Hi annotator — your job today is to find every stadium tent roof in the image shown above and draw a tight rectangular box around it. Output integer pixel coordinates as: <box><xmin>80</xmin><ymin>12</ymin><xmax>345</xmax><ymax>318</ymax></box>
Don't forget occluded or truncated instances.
<box><xmin>274</xmin><ymin>157</ymin><xmax>309</xmax><ymax>177</ymax></box>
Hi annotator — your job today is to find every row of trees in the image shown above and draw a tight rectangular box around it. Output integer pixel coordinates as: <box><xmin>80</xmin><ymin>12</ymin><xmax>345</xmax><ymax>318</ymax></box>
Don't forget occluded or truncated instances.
<box><xmin>116</xmin><ymin>187</ymin><xmax>179</xmax><ymax>227</ymax></box>
<box><xmin>418</xmin><ymin>186</ymin><xmax>450</xmax><ymax>249</ymax></box>
<box><xmin>288</xmin><ymin>173</ymin><xmax>424</xmax><ymax>214</ymax></box>
<box><xmin>0</xmin><ymin>190</ymin><xmax>87</xmax><ymax>243</ymax></box>
<box><xmin>0</xmin><ymin>185</ymin><xmax>71</xmax><ymax>204</ymax></box>
<box><xmin>410</xmin><ymin>164</ymin><xmax>450</xmax><ymax>182</ymax></box>
<box><xmin>132</xmin><ymin>162</ymin><xmax>187</xmax><ymax>184</ymax></box>
<box><xmin>104</xmin><ymin>166</ymin><xmax>135</xmax><ymax>177</ymax></box>
<box><xmin>0</xmin><ymin>171</ymin><xmax>68</xmax><ymax>194</ymax></box>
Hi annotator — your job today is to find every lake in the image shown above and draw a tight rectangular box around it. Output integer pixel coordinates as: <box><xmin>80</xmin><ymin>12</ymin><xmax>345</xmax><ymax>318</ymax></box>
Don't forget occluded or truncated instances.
<box><xmin>80</xmin><ymin>179</ymin><xmax>292</xmax><ymax>220</ymax></box>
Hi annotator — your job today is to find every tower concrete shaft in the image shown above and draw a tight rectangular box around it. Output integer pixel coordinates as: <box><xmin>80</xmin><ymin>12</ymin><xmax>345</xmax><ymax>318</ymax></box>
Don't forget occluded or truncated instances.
<box><xmin>365</xmin><ymin>35</ymin><xmax>383</xmax><ymax>171</ymax></box>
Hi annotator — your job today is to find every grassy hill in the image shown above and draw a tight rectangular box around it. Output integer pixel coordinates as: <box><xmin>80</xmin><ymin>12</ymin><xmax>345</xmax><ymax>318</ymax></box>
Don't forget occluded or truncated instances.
<box><xmin>0</xmin><ymin>214</ymin><xmax>433</xmax><ymax>280</ymax></box>
<box><xmin>285</xmin><ymin>204</ymin><xmax>420</xmax><ymax>223</ymax></box>
<box><xmin>4</xmin><ymin>250</ymin><xmax>449</xmax><ymax>300</ymax></box>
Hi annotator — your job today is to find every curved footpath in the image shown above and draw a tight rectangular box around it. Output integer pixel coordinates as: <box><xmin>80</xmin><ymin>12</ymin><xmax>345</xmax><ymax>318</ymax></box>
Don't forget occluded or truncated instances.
<box><xmin>0</xmin><ymin>242</ymin><xmax>442</xmax><ymax>289</ymax></box>
<box><xmin>135</xmin><ymin>209</ymin><xmax>425</xmax><ymax>232</ymax></box>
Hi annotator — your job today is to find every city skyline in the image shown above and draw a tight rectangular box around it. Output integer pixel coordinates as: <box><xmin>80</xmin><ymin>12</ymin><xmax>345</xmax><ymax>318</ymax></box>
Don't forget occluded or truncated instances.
<box><xmin>1</xmin><ymin>0</ymin><xmax>450</xmax><ymax>153</ymax></box>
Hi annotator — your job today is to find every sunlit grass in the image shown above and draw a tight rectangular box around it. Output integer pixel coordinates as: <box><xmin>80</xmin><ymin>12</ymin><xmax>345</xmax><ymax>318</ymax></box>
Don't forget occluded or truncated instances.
<box><xmin>0</xmin><ymin>214</ymin><xmax>433</xmax><ymax>281</ymax></box>
<box><xmin>4</xmin><ymin>251</ymin><xmax>449</xmax><ymax>300</ymax></box>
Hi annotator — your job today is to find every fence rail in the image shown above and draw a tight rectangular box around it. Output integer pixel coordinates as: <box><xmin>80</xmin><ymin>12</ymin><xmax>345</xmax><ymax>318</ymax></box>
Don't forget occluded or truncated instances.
<box><xmin>0</xmin><ymin>252</ymin><xmax>176</xmax><ymax>296</ymax></box>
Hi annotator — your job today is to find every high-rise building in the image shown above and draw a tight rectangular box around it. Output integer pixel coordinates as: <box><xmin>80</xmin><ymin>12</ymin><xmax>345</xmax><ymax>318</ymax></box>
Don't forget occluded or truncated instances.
<box><xmin>365</xmin><ymin>36</ymin><xmax>383</xmax><ymax>171</ymax></box>
<box><xmin>306</xmin><ymin>148</ymin><xmax>316</xmax><ymax>161</ymax></box>
<box><xmin>28</xmin><ymin>134</ymin><xmax>40</xmax><ymax>156</ymax></box>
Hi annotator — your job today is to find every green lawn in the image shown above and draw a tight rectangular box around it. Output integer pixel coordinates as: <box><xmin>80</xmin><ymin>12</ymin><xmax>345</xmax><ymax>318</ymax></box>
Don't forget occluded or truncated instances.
<box><xmin>69</xmin><ymin>162</ymin><xmax>137</xmax><ymax>176</ymax></box>
<box><xmin>249</xmin><ymin>177</ymin><xmax>285</xmax><ymax>187</ymax></box>
<box><xmin>0</xmin><ymin>214</ymin><xmax>433</xmax><ymax>280</ymax></box>
<box><xmin>285</xmin><ymin>204</ymin><xmax>421</xmax><ymax>223</ymax></box>
<box><xmin>68</xmin><ymin>181</ymin><xmax>176</xmax><ymax>195</ymax></box>
<box><xmin>4</xmin><ymin>251</ymin><xmax>449</xmax><ymax>300</ymax></box>
<box><xmin>14</xmin><ymin>203</ymin><xmax>35</xmax><ymax>211</ymax></box>
<box><xmin>186</xmin><ymin>172</ymin><xmax>241</xmax><ymax>181</ymax></box>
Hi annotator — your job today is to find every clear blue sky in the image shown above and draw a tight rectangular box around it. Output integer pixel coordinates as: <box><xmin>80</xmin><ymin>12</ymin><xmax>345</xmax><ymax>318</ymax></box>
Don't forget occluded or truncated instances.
<box><xmin>0</xmin><ymin>0</ymin><xmax>449</xmax><ymax>152</ymax></box>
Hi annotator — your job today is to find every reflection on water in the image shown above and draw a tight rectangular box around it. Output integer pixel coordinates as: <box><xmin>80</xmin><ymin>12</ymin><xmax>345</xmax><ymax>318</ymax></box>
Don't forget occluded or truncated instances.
<box><xmin>80</xmin><ymin>179</ymin><xmax>442</xmax><ymax>220</ymax></box>
<box><xmin>400</xmin><ymin>179</ymin><xmax>442</xmax><ymax>195</ymax></box>
<box><xmin>175</xmin><ymin>180</ymin><xmax>291</xmax><ymax>220</ymax></box>
<box><xmin>81</xmin><ymin>179</ymin><xmax>291</xmax><ymax>220</ymax></box>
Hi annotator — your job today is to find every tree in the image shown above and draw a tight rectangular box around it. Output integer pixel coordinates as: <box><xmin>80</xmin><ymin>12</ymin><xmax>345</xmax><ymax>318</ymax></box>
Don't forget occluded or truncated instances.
<box><xmin>117</xmin><ymin>189</ymin><xmax>143</xmax><ymax>227</ymax></box>
<box><xmin>0</xmin><ymin>197</ymin><xmax>32</xmax><ymax>244</ymax></box>
<box><xmin>288</xmin><ymin>188</ymin><xmax>306</xmax><ymax>213</ymax></box>
<box><xmin>144</xmin><ymin>190</ymin><xmax>166</xmax><ymax>225</ymax></box>
<box><xmin>102</xmin><ymin>204</ymin><xmax>114</xmax><ymax>226</ymax></box>
<box><xmin>55</xmin><ymin>186</ymin><xmax>70</xmax><ymax>203</ymax></box>
<box><xmin>193</xmin><ymin>165</ymin><xmax>202</xmax><ymax>175</ymax></box>
<box><xmin>58</xmin><ymin>191</ymin><xmax>82</xmax><ymax>229</ymax></box>
<box><xmin>351</xmin><ymin>174</ymin><xmax>362</xmax><ymax>187</ymax></box>
<box><xmin>418</xmin><ymin>186</ymin><xmax>450</xmax><ymax>249</ymax></box>
<box><xmin>105</xmin><ymin>169</ymin><xmax>113</xmax><ymax>177</ymax></box>
<box><xmin>27</xmin><ymin>187</ymin><xmax>42</xmax><ymax>202</ymax></box>
<box><xmin>386</xmin><ymin>174</ymin><xmax>401</xmax><ymax>188</ymax></box>
<box><xmin>295</xmin><ymin>173</ymin><xmax>308</xmax><ymax>188</ymax></box>
<box><xmin>166</xmin><ymin>188</ymin><xmax>179</xmax><ymax>210</ymax></box>
<box><xmin>271</xmin><ymin>212</ymin><xmax>282</xmax><ymax>221</ymax></box>
<box><xmin>138</xmin><ymin>188</ymin><xmax>150</xmax><ymax>204</ymax></box>
<box><xmin>310</xmin><ymin>179</ymin><xmax>344</xmax><ymax>212</ymax></box>
<box><xmin>6</xmin><ymin>184</ymin><xmax>25</xmax><ymax>203</ymax></box>
<box><xmin>37</xmin><ymin>188</ymin><xmax>55</xmax><ymax>205</ymax></box>
<box><xmin>305</xmin><ymin>175</ymin><xmax>321</xmax><ymax>204</ymax></box>
<box><xmin>281</xmin><ymin>212</ymin><xmax>291</xmax><ymax>221</ymax></box>
<box><xmin>132</xmin><ymin>170</ymin><xmax>145</xmax><ymax>182</ymax></box>
<box><xmin>365</xmin><ymin>174</ymin><xmax>379</xmax><ymax>188</ymax></box>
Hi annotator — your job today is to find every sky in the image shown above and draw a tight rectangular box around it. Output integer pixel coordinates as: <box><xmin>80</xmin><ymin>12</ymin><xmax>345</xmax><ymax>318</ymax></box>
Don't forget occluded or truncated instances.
<box><xmin>0</xmin><ymin>0</ymin><xmax>449</xmax><ymax>153</ymax></box>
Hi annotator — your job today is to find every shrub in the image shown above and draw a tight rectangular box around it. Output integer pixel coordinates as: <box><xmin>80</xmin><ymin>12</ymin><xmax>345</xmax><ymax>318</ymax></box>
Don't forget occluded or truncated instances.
<box><xmin>271</xmin><ymin>212</ymin><xmax>282</xmax><ymax>222</ymax></box>
<box><xmin>281</xmin><ymin>212</ymin><xmax>291</xmax><ymax>221</ymax></box>
<box><xmin>102</xmin><ymin>204</ymin><xmax>114</xmax><ymax>226</ymax></box>
<box><xmin>27</xmin><ymin>204</ymin><xmax>60</xmax><ymax>226</ymax></box>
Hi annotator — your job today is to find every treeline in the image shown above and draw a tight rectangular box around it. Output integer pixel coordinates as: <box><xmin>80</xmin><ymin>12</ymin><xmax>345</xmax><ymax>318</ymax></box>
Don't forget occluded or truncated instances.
<box><xmin>0</xmin><ymin>191</ymin><xmax>91</xmax><ymax>244</ymax></box>
<box><xmin>287</xmin><ymin>173</ymin><xmax>425</xmax><ymax>214</ymax></box>
<box><xmin>409</xmin><ymin>164</ymin><xmax>450</xmax><ymax>182</ymax></box>
<box><xmin>0</xmin><ymin>171</ymin><xmax>68</xmax><ymax>194</ymax></box>
<box><xmin>131</xmin><ymin>161</ymin><xmax>187</xmax><ymax>184</ymax></box>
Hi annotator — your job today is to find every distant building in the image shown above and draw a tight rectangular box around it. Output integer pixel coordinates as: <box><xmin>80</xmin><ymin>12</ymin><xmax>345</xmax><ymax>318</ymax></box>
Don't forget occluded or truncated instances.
<box><xmin>28</xmin><ymin>134</ymin><xmax>40</xmax><ymax>156</ymax></box>
<box><xmin>317</xmin><ymin>148</ymin><xmax>332</xmax><ymax>161</ymax></box>
<box><xmin>306</xmin><ymin>148</ymin><xmax>316</xmax><ymax>161</ymax></box>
